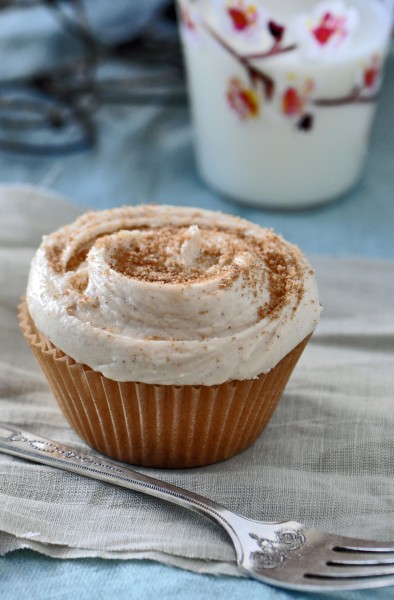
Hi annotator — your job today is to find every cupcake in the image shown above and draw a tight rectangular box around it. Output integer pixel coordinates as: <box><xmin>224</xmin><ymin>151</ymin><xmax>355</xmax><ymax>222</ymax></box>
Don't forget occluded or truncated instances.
<box><xmin>20</xmin><ymin>205</ymin><xmax>321</xmax><ymax>468</ymax></box>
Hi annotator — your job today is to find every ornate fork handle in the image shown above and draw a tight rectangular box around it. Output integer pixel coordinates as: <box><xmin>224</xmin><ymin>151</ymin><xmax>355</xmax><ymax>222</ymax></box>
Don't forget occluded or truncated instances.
<box><xmin>3</xmin><ymin>423</ymin><xmax>394</xmax><ymax>592</ymax></box>
<box><xmin>0</xmin><ymin>423</ymin><xmax>254</xmax><ymax>558</ymax></box>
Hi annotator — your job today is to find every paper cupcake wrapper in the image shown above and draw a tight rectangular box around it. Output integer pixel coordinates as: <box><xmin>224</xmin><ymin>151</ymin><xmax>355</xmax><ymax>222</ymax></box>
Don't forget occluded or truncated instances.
<box><xmin>19</xmin><ymin>299</ymin><xmax>310</xmax><ymax>468</ymax></box>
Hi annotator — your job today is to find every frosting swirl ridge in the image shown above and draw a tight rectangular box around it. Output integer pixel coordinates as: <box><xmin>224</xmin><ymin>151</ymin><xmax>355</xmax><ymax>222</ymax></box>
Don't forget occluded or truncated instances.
<box><xmin>26</xmin><ymin>205</ymin><xmax>321</xmax><ymax>385</ymax></box>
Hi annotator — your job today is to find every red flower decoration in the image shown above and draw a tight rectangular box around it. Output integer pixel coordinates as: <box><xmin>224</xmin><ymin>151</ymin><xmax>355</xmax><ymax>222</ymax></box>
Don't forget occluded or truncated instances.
<box><xmin>364</xmin><ymin>55</ymin><xmax>380</xmax><ymax>89</ymax></box>
<box><xmin>312</xmin><ymin>12</ymin><xmax>347</xmax><ymax>45</ymax></box>
<box><xmin>282</xmin><ymin>87</ymin><xmax>304</xmax><ymax>116</ymax></box>
<box><xmin>180</xmin><ymin>6</ymin><xmax>196</xmax><ymax>30</ymax></box>
<box><xmin>226</xmin><ymin>2</ymin><xmax>258</xmax><ymax>32</ymax></box>
<box><xmin>228</xmin><ymin>8</ymin><xmax>249</xmax><ymax>30</ymax></box>
<box><xmin>227</xmin><ymin>78</ymin><xmax>259</xmax><ymax>119</ymax></box>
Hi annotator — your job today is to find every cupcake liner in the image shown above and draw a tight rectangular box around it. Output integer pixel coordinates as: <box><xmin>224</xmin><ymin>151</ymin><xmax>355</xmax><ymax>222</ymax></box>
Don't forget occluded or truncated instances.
<box><xmin>19</xmin><ymin>298</ymin><xmax>310</xmax><ymax>468</ymax></box>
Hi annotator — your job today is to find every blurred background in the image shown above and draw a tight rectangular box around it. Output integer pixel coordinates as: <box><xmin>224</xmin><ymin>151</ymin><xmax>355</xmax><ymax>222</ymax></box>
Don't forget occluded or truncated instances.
<box><xmin>0</xmin><ymin>0</ymin><xmax>393</xmax><ymax>257</ymax></box>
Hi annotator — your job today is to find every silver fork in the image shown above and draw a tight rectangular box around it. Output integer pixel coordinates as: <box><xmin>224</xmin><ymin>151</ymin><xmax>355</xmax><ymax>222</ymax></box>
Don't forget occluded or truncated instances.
<box><xmin>1</xmin><ymin>423</ymin><xmax>394</xmax><ymax>592</ymax></box>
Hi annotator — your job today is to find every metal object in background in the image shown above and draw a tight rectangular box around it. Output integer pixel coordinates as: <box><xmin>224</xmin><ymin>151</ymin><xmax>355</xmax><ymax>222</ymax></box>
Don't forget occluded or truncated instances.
<box><xmin>0</xmin><ymin>0</ymin><xmax>186</xmax><ymax>154</ymax></box>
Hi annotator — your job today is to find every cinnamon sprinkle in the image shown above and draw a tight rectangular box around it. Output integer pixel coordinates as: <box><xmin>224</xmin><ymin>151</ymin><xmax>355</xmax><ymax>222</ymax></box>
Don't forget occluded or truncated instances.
<box><xmin>44</xmin><ymin>214</ymin><xmax>307</xmax><ymax>315</ymax></box>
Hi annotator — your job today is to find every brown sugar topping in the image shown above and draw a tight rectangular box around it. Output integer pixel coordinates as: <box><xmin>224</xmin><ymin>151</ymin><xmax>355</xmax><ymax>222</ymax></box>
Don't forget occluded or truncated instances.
<box><xmin>106</xmin><ymin>226</ymin><xmax>231</xmax><ymax>284</ymax></box>
<box><xmin>45</xmin><ymin>243</ymin><xmax>64</xmax><ymax>274</ymax></box>
<box><xmin>68</xmin><ymin>271</ymin><xmax>88</xmax><ymax>293</ymax></box>
<box><xmin>44</xmin><ymin>214</ymin><xmax>307</xmax><ymax>316</ymax></box>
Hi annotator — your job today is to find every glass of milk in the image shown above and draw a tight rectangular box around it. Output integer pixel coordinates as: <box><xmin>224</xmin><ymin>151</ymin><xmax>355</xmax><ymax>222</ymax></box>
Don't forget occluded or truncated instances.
<box><xmin>177</xmin><ymin>0</ymin><xmax>392</xmax><ymax>208</ymax></box>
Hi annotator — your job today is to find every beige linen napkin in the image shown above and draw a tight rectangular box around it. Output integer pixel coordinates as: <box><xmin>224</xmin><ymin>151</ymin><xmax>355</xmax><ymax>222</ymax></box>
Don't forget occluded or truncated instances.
<box><xmin>0</xmin><ymin>186</ymin><xmax>393</xmax><ymax>576</ymax></box>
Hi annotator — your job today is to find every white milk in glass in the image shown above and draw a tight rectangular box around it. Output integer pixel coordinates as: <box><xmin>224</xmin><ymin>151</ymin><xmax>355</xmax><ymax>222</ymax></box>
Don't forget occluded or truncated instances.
<box><xmin>178</xmin><ymin>0</ymin><xmax>392</xmax><ymax>208</ymax></box>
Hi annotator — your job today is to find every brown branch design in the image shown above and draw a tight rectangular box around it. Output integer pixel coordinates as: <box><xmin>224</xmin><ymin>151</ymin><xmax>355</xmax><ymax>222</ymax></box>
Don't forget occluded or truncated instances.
<box><xmin>198</xmin><ymin>18</ymin><xmax>380</xmax><ymax>126</ymax></box>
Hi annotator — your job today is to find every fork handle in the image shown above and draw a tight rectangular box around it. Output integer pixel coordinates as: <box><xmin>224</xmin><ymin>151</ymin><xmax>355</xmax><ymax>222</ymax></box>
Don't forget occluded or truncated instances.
<box><xmin>0</xmin><ymin>424</ymin><xmax>240</xmax><ymax>544</ymax></box>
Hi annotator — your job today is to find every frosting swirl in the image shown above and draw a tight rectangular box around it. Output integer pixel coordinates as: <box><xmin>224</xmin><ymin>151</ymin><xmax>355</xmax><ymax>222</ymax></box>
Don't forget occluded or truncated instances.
<box><xmin>26</xmin><ymin>205</ymin><xmax>321</xmax><ymax>385</ymax></box>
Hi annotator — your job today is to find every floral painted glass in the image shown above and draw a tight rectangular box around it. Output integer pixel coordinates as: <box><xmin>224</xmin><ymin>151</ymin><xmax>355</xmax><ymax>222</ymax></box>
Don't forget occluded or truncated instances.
<box><xmin>178</xmin><ymin>0</ymin><xmax>393</xmax><ymax>208</ymax></box>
